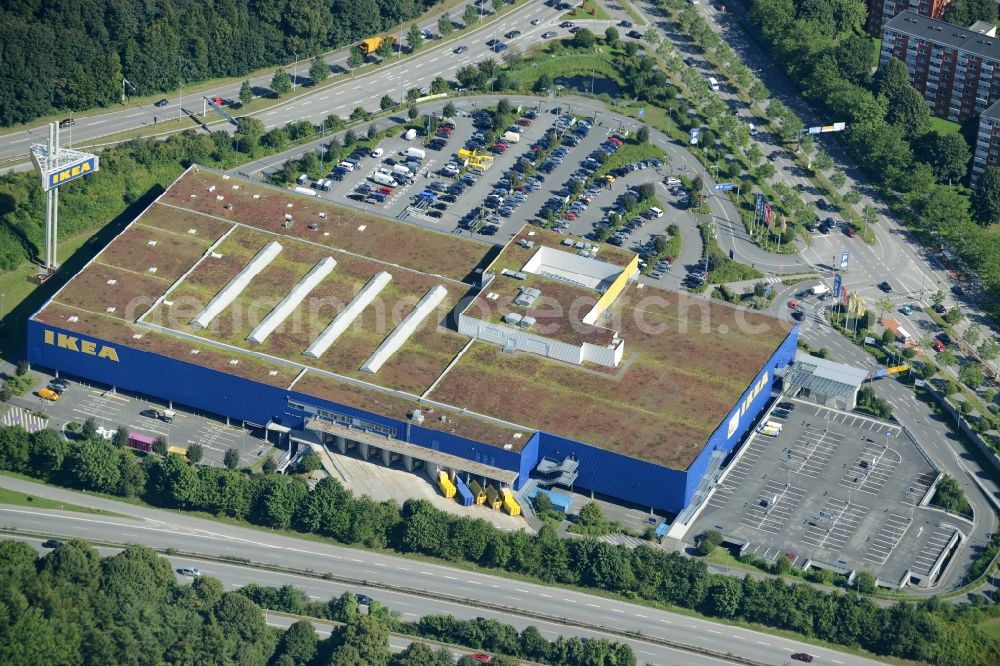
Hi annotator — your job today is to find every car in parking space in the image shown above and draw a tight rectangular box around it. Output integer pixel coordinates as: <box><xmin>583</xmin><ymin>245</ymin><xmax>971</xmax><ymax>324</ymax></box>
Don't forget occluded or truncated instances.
<box><xmin>951</xmin><ymin>285</ymin><xmax>965</xmax><ymax>297</ymax></box>
<box><xmin>491</xmin><ymin>42</ymin><xmax>508</xmax><ymax>53</ymax></box>
<box><xmin>49</xmin><ymin>378</ymin><xmax>70</xmax><ymax>390</ymax></box>
<box><xmin>650</xmin><ymin>271</ymin><xmax>664</xmax><ymax>279</ymax></box>
<box><xmin>155</xmin><ymin>98</ymin><xmax>169</xmax><ymax>107</ymax></box>
<box><xmin>627</xmin><ymin>30</ymin><xmax>643</xmax><ymax>39</ymax></box>
<box><xmin>938</xmin><ymin>332</ymin><xmax>952</xmax><ymax>345</ymax></box>
<box><xmin>427</xmin><ymin>210</ymin><xmax>444</xmax><ymax>219</ymax></box>
<box><xmin>777</xmin><ymin>401</ymin><xmax>796</xmax><ymax>411</ymax></box>
<box><xmin>560</xmin><ymin>21</ymin><xmax>574</xmax><ymax>28</ymax></box>
<box><xmin>844</xmin><ymin>225</ymin><xmax>857</xmax><ymax>238</ymax></box>
<box><xmin>42</xmin><ymin>539</ymin><xmax>64</xmax><ymax>549</ymax></box>
<box><xmin>178</xmin><ymin>567</ymin><xmax>201</xmax><ymax>577</ymax></box>
<box><xmin>878</xmin><ymin>281</ymin><xmax>893</xmax><ymax>293</ymax></box>
<box><xmin>619</xmin><ymin>20</ymin><xmax>633</xmax><ymax>28</ymax></box>
<box><xmin>772</xmin><ymin>408</ymin><xmax>792</xmax><ymax>419</ymax></box>
<box><xmin>568</xmin><ymin>25</ymin><xmax>581</xmax><ymax>33</ymax></box>
<box><xmin>504</xmin><ymin>30</ymin><xmax>521</xmax><ymax>39</ymax></box>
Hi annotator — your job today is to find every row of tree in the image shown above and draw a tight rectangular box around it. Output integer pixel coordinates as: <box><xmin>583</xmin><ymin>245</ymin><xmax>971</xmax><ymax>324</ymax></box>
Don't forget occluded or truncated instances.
<box><xmin>239</xmin><ymin>584</ymin><xmax>636</xmax><ymax>665</ymax></box>
<box><xmin>1</xmin><ymin>424</ymin><xmax>998</xmax><ymax>664</ymax></box>
<box><xmin>0</xmin><ymin>0</ymin><xmax>443</xmax><ymax>126</ymax></box>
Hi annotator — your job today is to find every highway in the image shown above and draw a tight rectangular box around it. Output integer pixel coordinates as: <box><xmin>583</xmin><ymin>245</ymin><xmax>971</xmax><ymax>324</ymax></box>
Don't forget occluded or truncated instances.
<box><xmin>0</xmin><ymin>1</ymin><xmax>571</xmax><ymax>167</ymax></box>
<box><xmin>0</xmin><ymin>474</ymin><xmax>887</xmax><ymax>666</ymax></box>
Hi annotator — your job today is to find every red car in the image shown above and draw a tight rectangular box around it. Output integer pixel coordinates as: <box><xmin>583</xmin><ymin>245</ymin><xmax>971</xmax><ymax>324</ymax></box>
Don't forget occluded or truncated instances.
<box><xmin>211</xmin><ymin>96</ymin><xmax>225</xmax><ymax>106</ymax></box>
<box><xmin>470</xmin><ymin>654</ymin><xmax>492</xmax><ymax>663</ymax></box>
<box><xmin>933</xmin><ymin>339</ymin><xmax>945</xmax><ymax>353</ymax></box>
<box><xmin>516</xmin><ymin>118</ymin><xmax>531</xmax><ymax>127</ymax></box>
<box><xmin>609</xmin><ymin>135</ymin><xmax>624</xmax><ymax>146</ymax></box>
<box><xmin>438</xmin><ymin>126</ymin><xmax>453</xmax><ymax>134</ymax></box>
<box><xmin>845</xmin><ymin>225</ymin><xmax>857</xmax><ymax>238</ymax></box>
<box><xmin>490</xmin><ymin>143</ymin><xmax>507</xmax><ymax>153</ymax></box>
<box><xmin>563</xmin><ymin>212</ymin><xmax>577</xmax><ymax>220</ymax></box>
<box><xmin>378</xmin><ymin>186</ymin><xmax>393</xmax><ymax>196</ymax></box>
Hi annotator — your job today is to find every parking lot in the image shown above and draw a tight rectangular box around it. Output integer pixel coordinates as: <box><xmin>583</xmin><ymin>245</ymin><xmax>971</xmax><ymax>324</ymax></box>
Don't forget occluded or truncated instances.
<box><xmin>690</xmin><ymin>398</ymin><xmax>962</xmax><ymax>587</ymax></box>
<box><xmin>15</xmin><ymin>371</ymin><xmax>272</xmax><ymax>469</ymax></box>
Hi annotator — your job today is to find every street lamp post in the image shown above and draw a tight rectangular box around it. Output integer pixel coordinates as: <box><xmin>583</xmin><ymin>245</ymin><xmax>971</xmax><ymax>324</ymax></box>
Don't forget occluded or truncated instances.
<box><xmin>292</xmin><ymin>54</ymin><xmax>299</xmax><ymax>90</ymax></box>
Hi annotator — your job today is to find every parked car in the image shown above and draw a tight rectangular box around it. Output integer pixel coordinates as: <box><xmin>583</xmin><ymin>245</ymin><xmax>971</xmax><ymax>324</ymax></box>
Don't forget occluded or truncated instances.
<box><xmin>777</xmin><ymin>402</ymin><xmax>796</xmax><ymax>411</ymax></box>
<box><xmin>878</xmin><ymin>281</ymin><xmax>893</xmax><ymax>293</ymax></box>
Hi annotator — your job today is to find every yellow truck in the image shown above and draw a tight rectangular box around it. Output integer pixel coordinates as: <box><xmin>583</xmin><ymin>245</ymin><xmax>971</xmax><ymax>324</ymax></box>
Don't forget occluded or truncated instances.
<box><xmin>360</xmin><ymin>35</ymin><xmax>396</xmax><ymax>55</ymax></box>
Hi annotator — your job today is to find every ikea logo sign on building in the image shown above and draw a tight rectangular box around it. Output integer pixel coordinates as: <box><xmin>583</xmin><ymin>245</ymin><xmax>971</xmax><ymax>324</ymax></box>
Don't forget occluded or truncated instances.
<box><xmin>47</xmin><ymin>156</ymin><xmax>98</xmax><ymax>189</ymax></box>
<box><xmin>43</xmin><ymin>330</ymin><xmax>119</xmax><ymax>362</ymax></box>
<box><xmin>726</xmin><ymin>371</ymin><xmax>769</xmax><ymax>439</ymax></box>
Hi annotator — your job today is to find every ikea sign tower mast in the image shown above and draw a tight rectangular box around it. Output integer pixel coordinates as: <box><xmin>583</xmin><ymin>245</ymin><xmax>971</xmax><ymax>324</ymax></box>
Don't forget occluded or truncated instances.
<box><xmin>29</xmin><ymin>123</ymin><xmax>99</xmax><ymax>274</ymax></box>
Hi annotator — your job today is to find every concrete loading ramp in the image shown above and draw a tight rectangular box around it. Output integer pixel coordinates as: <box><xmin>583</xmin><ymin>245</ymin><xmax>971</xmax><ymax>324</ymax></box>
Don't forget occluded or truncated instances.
<box><xmin>304</xmin><ymin>271</ymin><xmax>392</xmax><ymax>359</ymax></box>
<box><xmin>361</xmin><ymin>284</ymin><xmax>448</xmax><ymax>374</ymax></box>
<box><xmin>248</xmin><ymin>256</ymin><xmax>336</xmax><ymax>344</ymax></box>
<box><xmin>190</xmin><ymin>240</ymin><xmax>283</xmax><ymax>329</ymax></box>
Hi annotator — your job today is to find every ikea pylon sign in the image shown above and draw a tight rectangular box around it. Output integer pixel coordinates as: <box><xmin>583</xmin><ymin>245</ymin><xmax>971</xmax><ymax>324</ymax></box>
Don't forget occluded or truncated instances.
<box><xmin>45</xmin><ymin>155</ymin><xmax>99</xmax><ymax>190</ymax></box>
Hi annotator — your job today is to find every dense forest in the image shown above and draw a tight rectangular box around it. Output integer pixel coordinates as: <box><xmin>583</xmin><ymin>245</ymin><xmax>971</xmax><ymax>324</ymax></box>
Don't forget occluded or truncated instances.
<box><xmin>0</xmin><ymin>0</ymin><xmax>440</xmax><ymax>126</ymax></box>
<box><xmin>1</xmin><ymin>538</ymin><xmax>613</xmax><ymax>666</ymax></box>
<box><xmin>2</xmin><ymin>423</ymin><xmax>999</xmax><ymax>666</ymax></box>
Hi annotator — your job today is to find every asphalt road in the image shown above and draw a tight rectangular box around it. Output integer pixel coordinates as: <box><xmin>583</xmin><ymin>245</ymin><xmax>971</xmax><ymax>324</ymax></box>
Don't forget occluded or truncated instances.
<box><xmin>0</xmin><ymin>1</ymin><xmax>570</xmax><ymax>166</ymax></box>
<box><xmin>0</xmin><ymin>474</ymin><xmax>887</xmax><ymax>666</ymax></box>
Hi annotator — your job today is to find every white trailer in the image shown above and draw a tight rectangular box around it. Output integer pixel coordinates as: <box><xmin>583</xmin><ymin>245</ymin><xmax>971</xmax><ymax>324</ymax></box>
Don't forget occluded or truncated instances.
<box><xmin>293</xmin><ymin>186</ymin><xmax>317</xmax><ymax>196</ymax></box>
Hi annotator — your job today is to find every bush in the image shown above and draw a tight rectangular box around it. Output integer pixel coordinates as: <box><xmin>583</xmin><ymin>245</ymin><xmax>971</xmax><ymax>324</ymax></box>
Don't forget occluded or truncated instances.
<box><xmin>931</xmin><ymin>475</ymin><xmax>971</xmax><ymax>515</ymax></box>
<box><xmin>697</xmin><ymin>529</ymin><xmax>723</xmax><ymax>555</ymax></box>
<box><xmin>15</xmin><ymin>360</ymin><xmax>29</xmax><ymax>376</ymax></box>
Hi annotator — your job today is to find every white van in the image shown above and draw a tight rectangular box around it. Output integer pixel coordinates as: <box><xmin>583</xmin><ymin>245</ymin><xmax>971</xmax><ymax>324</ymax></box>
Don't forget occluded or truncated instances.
<box><xmin>748</xmin><ymin>123</ymin><xmax>757</xmax><ymax>136</ymax></box>
<box><xmin>403</xmin><ymin>128</ymin><xmax>417</xmax><ymax>140</ymax></box>
<box><xmin>708</xmin><ymin>77</ymin><xmax>720</xmax><ymax>92</ymax></box>
<box><xmin>648</xmin><ymin>206</ymin><xmax>664</xmax><ymax>218</ymax></box>
<box><xmin>337</xmin><ymin>161</ymin><xmax>355</xmax><ymax>172</ymax></box>
<box><xmin>370</xmin><ymin>172</ymin><xmax>396</xmax><ymax>187</ymax></box>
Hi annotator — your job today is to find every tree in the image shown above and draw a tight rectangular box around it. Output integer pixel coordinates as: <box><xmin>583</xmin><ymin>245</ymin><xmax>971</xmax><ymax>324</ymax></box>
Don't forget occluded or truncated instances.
<box><xmin>347</xmin><ymin>48</ymin><xmax>363</xmax><ymax>70</ymax></box>
<box><xmin>702</xmin><ymin>575</ymin><xmax>743</xmax><ymax>617</ymax></box>
<box><xmin>572</xmin><ymin>28</ymin><xmax>596</xmax><ymax>50</ymax></box>
<box><xmin>278</xmin><ymin>619</ymin><xmax>318</xmax><ymax>665</ymax></box>
<box><xmin>407</xmin><ymin>24</ymin><xmax>423</xmax><ymax>52</ymax></box>
<box><xmin>978</xmin><ymin>337</ymin><xmax>1000</xmax><ymax>361</ymax></box>
<box><xmin>66</xmin><ymin>439</ymin><xmax>121</xmax><ymax>493</ymax></box>
<box><xmin>636</xmin><ymin>125</ymin><xmax>650</xmax><ymax>144</ymax></box>
<box><xmin>922</xmin><ymin>132</ymin><xmax>971</xmax><ymax>183</ymax></box>
<box><xmin>380</xmin><ymin>95</ymin><xmax>395</xmax><ymax>110</ymax></box>
<box><xmin>223</xmin><ymin>447</ymin><xmax>241</xmax><ymax>470</ymax></box>
<box><xmin>443</xmin><ymin>102</ymin><xmax>456</xmax><ymax>118</ymax></box>
<box><xmin>262</xmin><ymin>456</ymin><xmax>278</xmax><ymax>474</ymax></box>
<box><xmin>534</xmin><ymin>73</ymin><xmax>552</xmax><ymax>93</ymax></box>
<box><xmin>972</xmin><ymin>166</ymin><xmax>1000</xmax><ymax>225</ymax></box>
<box><xmin>187</xmin><ymin>443</ymin><xmax>204</xmax><ymax>464</ymax></box>
<box><xmin>964</xmin><ymin>323</ymin><xmax>983</xmax><ymax>346</ymax></box>
<box><xmin>309</xmin><ymin>55</ymin><xmax>329</xmax><ymax>85</ymax></box>
<box><xmin>239</xmin><ymin>80</ymin><xmax>253</xmax><ymax>106</ymax></box>
<box><xmin>408</xmin><ymin>105</ymin><xmax>418</xmax><ymax>120</ymax></box>
<box><xmin>377</xmin><ymin>39</ymin><xmax>394</xmax><ymax>60</ymax></box>
<box><xmin>605</xmin><ymin>26</ymin><xmax>620</xmax><ymax>46</ymax></box>
<box><xmin>152</xmin><ymin>435</ymin><xmax>168</xmax><ymax>456</ymax></box>
<box><xmin>855</xmin><ymin>571</ymin><xmax>877</xmax><ymax>595</ymax></box>
<box><xmin>337</xmin><ymin>615</ymin><xmax>391</xmax><ymax>666</ymax></box>
<box><xmin>945</xmin><ymin>307</ymin><xmax>965</xmax><ymax>324</ymax></box>
<box><xmin>297</xmin><ymin>451</ymin><xmax>322</xmax><ymax>473</ymax></box>
<box><xmin>81</xmin><ymin>417</ymin><xmax>97</xmax><ymax>440</ymax></box>
<box><xmin>945</xmin><ymin>0</ymin><xmax>997</xmax><ymax>27</ymax></box>
<box><xmin>26</xmin><ymin>428</ymin><xmax>63</xmax><ymax>475</ymax></box>
<box><xmin>578</xmin><ymin>501</ymin><xmax>604</xmax><ymax>527</ymax></box>
<box><xmin>463</xmin><ymin>4</ymin><xmax>479</xmax><ymax>27</ymax></box>
<box><xmin>235</xmin><ymin>116</ymin><xmax>265</xmax><ymax>153</ymax></box>
<box><xmin>271</xmin><ymin>68</ymin><xmax>292</xmax><ymax>97</ymax></box>
<box><xmin>959</xmin><ymin>363</ymin><xmax>985</xmax><ymax>390</ymax></box>
<box><xmin>746</xmin><ymin>144</ymin><xmax>763</xmax><ymax>165</ymax></box>
<box><xmin>438</xmin><ymin>14</ymin><xmax>454</xmax><ymax>36</ymax></box>
<box><xmin>431</xmin><ymin>77</ymin><xmax>450</xmax><ymax>94</ymax></box>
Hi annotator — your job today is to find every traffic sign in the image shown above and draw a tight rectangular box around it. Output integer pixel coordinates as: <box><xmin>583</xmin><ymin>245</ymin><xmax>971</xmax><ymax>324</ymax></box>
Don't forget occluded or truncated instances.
<box><xmin>840</xmin><ymin>250</ymin><xmax>850</xmax><ymax>270</ymax></box>
<box><xmin>713</xmin><ymin>183</ymin><xmax>734</xmax><ymax>191</ymax></box>
<box><xmin>639</xmin><ymin>108</ymin><xmax>645</xmax><ymax>118</ymax></box>
<box><xmin>689</xmin><ymin>128</ymin><xmax>700</xmax><ymax>145</ymax></box>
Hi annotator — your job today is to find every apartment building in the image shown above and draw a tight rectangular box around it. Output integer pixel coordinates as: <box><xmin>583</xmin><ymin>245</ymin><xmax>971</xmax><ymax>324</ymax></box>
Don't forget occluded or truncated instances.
<box><xmin>866</xmin><ymin>0</ymin><xmax>951</xmax><ymax>36</ymax></box>
<box><xmin>973</xmin><ymin>98</ymin><xmax>1000</xmax><ymax>181</ymax></box>
<box><xmin>879</xmin><ymin>11</ymin><xmax>1000</xmax><ymax>122</ymax></box>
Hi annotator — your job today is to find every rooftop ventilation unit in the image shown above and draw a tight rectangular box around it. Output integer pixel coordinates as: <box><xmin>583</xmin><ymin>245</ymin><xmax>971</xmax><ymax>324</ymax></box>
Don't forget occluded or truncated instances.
<box><xmin>361</xmin><ymin>285</ymin><xmax>448</xmax><ymax>374</ymax></box>
<box><xmin>304</xmin><ymin>271</ymin><xmax>392</xmax><ymax>358</ymax></box>
<box><xmin>502</xmin><ymin>313</ymin><xmax>523</xmax><ymax>326</ymax></box>
<box><xmin>514</xmin><ymin>287</ymin><xmax>541</xmax><ymax>308</ymax></box>
<box><xmin>247</xmin><ymin>256</ymin><xmax>336</xmax><ymax>344</ymax></box>
<box><xmin>191</xmin><ymin>240</ymin><xmax>283</xmax><ymax>329</ymax></box>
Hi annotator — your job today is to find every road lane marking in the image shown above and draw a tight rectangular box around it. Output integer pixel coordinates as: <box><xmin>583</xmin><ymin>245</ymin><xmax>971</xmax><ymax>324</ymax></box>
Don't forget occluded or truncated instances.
<box><xmin>756</xmin><ymin>641</ymin><xmax>770</xmax><ymax>646</ymax></box>
<box><xmin>538</xmin><ymin>593</ymin><xmax>551</xmax><ymax>598</ymax></box>
<box><xmin>586</xmin><ymin>603</ymin><xmax>600</xmax><ymax>608</ymax></box>
<box><xmin>610</xmin><ymin>608</ymin><xmax>624</xmax><ymax>613</ymax></box>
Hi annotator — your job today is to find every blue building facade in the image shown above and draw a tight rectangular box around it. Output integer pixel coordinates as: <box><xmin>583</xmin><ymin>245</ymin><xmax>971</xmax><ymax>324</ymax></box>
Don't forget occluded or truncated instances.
<box><xmin>27</xmin><ymin>319</ymin><xmax>798</xmax><ymax>513</ymax></box>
